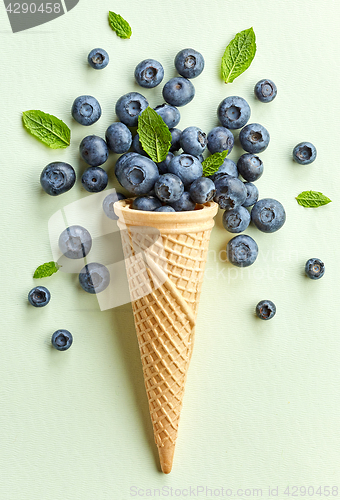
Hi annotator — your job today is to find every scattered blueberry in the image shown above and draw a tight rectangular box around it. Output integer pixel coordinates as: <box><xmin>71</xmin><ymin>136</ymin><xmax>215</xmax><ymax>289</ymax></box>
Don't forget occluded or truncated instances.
<box><xmin>132</xmin><ymin>196</ymin><xmax>162</xmax><ymax>211</ymax></box>
<box><xmin>210</xmin><ymin>158</ymin><xmax>238</xmax><ymax>181</ymax></box>
<box><xmin>71</xmin><ymin>95</ymin><xmax>101</xmax><ymax>126</ymax></box>
<box><xmin>82</xmin><ymin>166</ymin><xmax>108</xmax><ymax>193</ymax></box>
<box><xmin>154</xmin><ymin>104</ymin><xmax>180</xmax><ymax>128</ymax></box>
<box><xmin>242</xmin><ymin>182</ymin><xmax>259</xmax><ymax>207</ymax></box>
<box><xmin>239</xmin><ymin>123</ymin><xmax>270</xmax><ymax>154</ymax></box>
<box><xmin>115</xmin><ymin>154</ymin><xmax>159</xmax><ymax>195</ymax></box>
<box><xmin>293</xmin><ymin>142</ymin><xmax>317</xmax><ymax>165</ymax></box>
<box><xmin>169</xmin><ymin>128</ymin><xmax>182</xmax><ymax>152</ymax></box>
<box><xmin>88</xmin><ymin>48</ymin><xmax>109</xmax><ymax>70</ymax></box>
<box><xmin>189</xmin><ymin>177</ymin><xmax>216</xmax><ymax>204</ymax></box>
<box><xmin>154</xmin><ymin>173</ymin><xmax>184</xmax><ymax>203</ymax></box>
<box><xmin>154</xmin><ymin>205</ymin><xmax>176</xmax><ymax>212</ymax></box>
<box><xmin>214</xmin><ymin>175</ymin><xmax>247</xmax><ymax>210</ymax></box>
<box><xmin>180</xmin><ymin>126</ymin><xmax>207</xmax><ymax>156</ymax></box>
<box><xmin>51</xmin><ymin>330</ymin><xmax>73</xmax><ymax>351</ymax></box>
<box><xmin>251</xmin><ymin>198</ymin><xmax>286</xmax><ymax>233</ymax></box>
<box><xmin>305</xmin><ymin>258</ymin><xmax>325</xmax><ymax>280</ymax></box>
<box><xmin>168</xmin><ymin>154</ymin><xmax>203</xmax><ymax>187</ymax></box>
<box><xmin>162</xmin><ymin>77</ymin><xmax>195</xmax><ymax>107</ymax></box>
<box><xmin>105</xmin><ymin>122</ymin><xmax>132</xmax><ymax>154</ymax></box>
<box><xmin>58</xmin><ymin>225</ymin><xmax>92</xmax><ymax>259</ymax></box>
<box><xmin>28</xmin><ymin>286</ymin><xmax>51</xmax><ymax>307</ymax></box>
<box><xmin>237</xmin><ymin>153</ymin><xmax>263</xmax><ymax>182</ymax></box>
<box><xmin>132</xmin><ymin>134</ymin><xmax>148</xmax><ymax>156</ymax></box>
<box><xmin>222</xmin><ymin>206</ymin><xmax>251</xmax><ymax>233</ymax></box>
<box><xmin>114</xmin><ymin>152</ymin><xmax>139</xmax><ymax>180</ymax></box>
<box><xmin>115</xmin><ymin>92</ymin><xmax>149</xmax><ymax>127</ymax></box>
<box><xmin>227</xmin><ymin>234</ymin><xmax>258</xmax><ymax>267</ymax></box>
<box><xmin>174</xmin><ymin>48</ymin><xmax>204</xmax><ymax>79</ymax></box>
<box><xmin>157</xmin><ymin>152</ymin><xmax>174</xmax><ymax>174</ymax></box>
<box><xmin>134</xmin><ymin>59</ymin><xmax>164</xmax><ymax>88</ymax></box>
<box><xmin>207</xmin><ymin>126</ymin><xmax>234</xmax><ymax>155</ymax></box>
<box><xmin>217</xmin><ymin>96</ymin><xmax>251</xmax><ymax>130</ymax></box>
<box><xmin>254</xmin><ymin>79</ymin><xmax>277</xmax><ymax>103</ymax></box>
<box><xmin>79</xmin><ymin>135</ymin><xmax>109</xmax><ymax>167</ymax></box>
<box><xmin>79</xmin><ymin>263</ymin><xmax>110</xmax><ymax>294</ymax></box>
<box><xmin>103</xmin><ymin>192</ymin><xmax>126</xmax><ymax>220</ymax></box>
<box><xmin>255</xmin><ymin>300</ymin><xmax>276</xmax><ymax>320</ymax></box>
<box><xmin>40</xmin><ymin>162</ymin><xmax>76</xmax><ymax>196</ymax></box>
<box><xmin>169</xmin><ymin>191</ymin><xmax>196</xmax><ymax>211</ymax></box>
<box><xmin>196</xmin><ymin>154</ymin><xmax>204</xmax><ymax>163</ymax></box>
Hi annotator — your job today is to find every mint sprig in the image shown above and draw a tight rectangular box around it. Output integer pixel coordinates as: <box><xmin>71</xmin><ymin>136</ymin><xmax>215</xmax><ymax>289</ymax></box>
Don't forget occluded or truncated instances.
<box><xmin>108</xmin><ymin>11</ymin><xmax>132</xmax><ymax>39</ymax></box>
<box><xmin>202</xmin><ymin>151</ymin><xmax>229</xmax><ymax>177</ymax></box>
<box><xmin>137</xmin><ymin>107</ymin><xmax>172</xmax><ymax>163</ymax></box>
<box><xmin>33</xmin><ymin>261</ymin><xmax>61</xmax><ymax>279</ymax></box>
<box><xmin>221</xmin><ymin>27</ymin><xmax>256</xmax><ymax>84</ymax></box>
<box><xmin>22</xmin><ymin>110</ymin><xmax>70</xmax><ymax>149</ymax></box>
<box><xmin>296</xmin><ymin>191</ymin><xmax>332</xmax><ymax>208</ymax></box>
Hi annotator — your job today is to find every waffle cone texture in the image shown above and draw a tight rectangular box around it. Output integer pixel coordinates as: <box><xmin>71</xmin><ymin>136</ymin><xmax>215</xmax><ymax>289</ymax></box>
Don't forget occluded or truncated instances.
<box><xmin>115</xmin><ymin>200</ymin><xmax>218</xmax><ymax>473</ymax></box>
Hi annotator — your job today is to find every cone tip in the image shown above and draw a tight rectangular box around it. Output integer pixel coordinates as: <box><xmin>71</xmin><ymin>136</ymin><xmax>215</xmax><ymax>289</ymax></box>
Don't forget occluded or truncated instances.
<box><xmin>158</xmin><ymin>442</ymin><xmax>175</xmax><ymax>474</ymax></box>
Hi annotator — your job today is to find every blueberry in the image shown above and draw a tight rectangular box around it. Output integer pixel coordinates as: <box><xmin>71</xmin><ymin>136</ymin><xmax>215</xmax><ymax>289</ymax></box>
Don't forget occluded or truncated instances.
<box><xmin>115</xmin><ymin>154</ymin><xmax>159</xmax><ymax>195</ymax></box>
<box><xmin>132</xmin><ymin>134</ymin><xmax>148</xmax><ymax>156</ymax></box>
<box><xmin>79</xmin><ymin>135</ymin><xmax>109</xmax><ymax>167</ymax></box>
<box><xmin>169</xmin><ymin>191</ymin><xmax>196</xmax><ymax>211</ymax></box>
<box><xmin>214</xmin><ymin>175</ymin><xmax>247</xmax><ymax>210</ymax></box>
<box><xmin>168</xmin><ymin>154</ymin><xmax>203</xmax><ymax>187</ymax></box>
<box><xmin>305</xmin><ymin>258</ymin><xmax>325</xmax><ymax>280</ymax></box>
<box><xmin>237</xmin><ymin>153</ymin><xmax>263</xmax><ymax>182</ymax></box>
<box><xmin>115</xmin><ymin>92</ymin><xmax>149</xmax><ymax>127</ymax></box>
<box><xmin>155</xmin><ymin>205</ymin><xmax>176</xmax><ymax>212</ymax></box>
<box><xmin>40</xmin><ymin>162</ymin><xmax>76</xmax><ymax>196</ymax></box>
<box><xmin>189</xmin><ymin>177</ymin><xmax>216</xmax><ymax>204</ymax></box>
<box><xmin>210</xmin><ymin>158</ymin><xmax>238</xmax><ymax>181</ymax></box>
<box><xmin>227</xmin><ymin>234</ymin><xmax>258</xmax><ymax>267</ymax></box>
<box><xmin>180</xmin><ymin>126</ymin><xmax>207</xmax><ymax>157</ymax></box>
<box><xmin>157</xmin><ymin>152</ymin><xmax>174</xmax><ymax>174</ymax></box>
<box><xmin>134</xmin><ymin>59</ymin><xmax>164</xmax><ymax>88</ymax></box>
<box><xmin>58</xmin><ymin>225</ymin><xmax>92</xmax><ymax>259</ymax></box>
<box><xmin>103</xmin><ymin>192</ymin><xmax>126</xmax><ymax>220</ymax></box>
<box><xmin>251</xmin><ymin>198</ymin><xmax>286</xmax><ymax>233</ymax></box>
<box><xmin>79</xmin><ymin>263</ymin><xmax>110</xmax><ymax>294</ymax></box>
<box><xmin>114</xmin><ymin>152</ymin><xmax>139</xmax><ymax>180</ymax></box>
<box><xmin>162</xmin><ymin>77</ymin><xmax>195</xmax><ymax>107</ymax></box>
<box><xmin>196</xmin><ymin>154</ymin><xmax>204</xmax><ymax>163</ymax></box>
<box><xmin>88</xmin><ymin>48</ymin><xmax>109</xmax><ymax>70</ymax></box>
<box><xmin>82</xmin><ymin>166</ymin><xmax>108</xmax><ymax>193</ymax></box>
<box><xmin>239</xmin><ymin>123</ymin><xmax>270</xmax><ymax>154</ymax></box>
<box><xmin>217</xmin><ymin>96</ymin><xmax>251</xmax><ymax>130</ymax></box>
<box><xmin>254</xmin><ymin>79</ymin><xmax>277</xmax><ymax>103</ymax></box>
<box><xmin>222</xmin><ymin>206</ymin><xmax>250</xmax><ymax>233</ymax></box>
<box><xmin>105</xmin><ymin>122</ymin><xmax>132</xmax><ymax>154</ymax></box>
<box><xmin>255</xmin><ymin>300</ymin><xmax>276</xmax><ymax>320</ymax></box>
<box><xmin>293</xmin><ymin>142</ymin><xmax>317</xmax><ymax>165</ymax></box>
<box><xmin>72</xmin><ymin>95</ymin><xmax>101</xmax><ymax>126</ymax></box>
<box><xmin>51</xmin><ymin>330</ymin><xmax>73</xmax><ymax>351</ymax></box>
<box><xmin>174</xmin><ymin>48</ymin><xmax>204</xmax><ymax>79</ymax></box>
<box><xmin>154</xmin><ymin>104</ymin><xmax>180</xmax><ymax>128</ymax></box>
<box><xmin>242</xmin><ymin>182</ymin><xmax>259</xmax><ymax>207</ymax></box>
<box><xmin>169</xmin><ymin>128</ymin><xmax>182</xmax><ymax>152</ymax></box>
<box><xmin>28</xmin><ymin>286</ymin><xmax>51</xmax><ymax>307</ymax></box>
<box><xmin>132</xmin><ymin>196</ymin><xmax>162</xmax><ymax>211</ymax></box>
<box><xmin>207</xmin><ymin>126</ymin><xmax>234</xmax><ymax>154</ymax></box>
<box><xmin>154</xmin><ymin>173</ymin><xmax>184</xmax><ymax>203</ymax></box>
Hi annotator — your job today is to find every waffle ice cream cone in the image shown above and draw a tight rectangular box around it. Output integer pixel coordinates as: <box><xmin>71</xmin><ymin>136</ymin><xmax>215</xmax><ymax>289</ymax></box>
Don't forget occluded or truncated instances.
<box><xmin>115</xmin><ymin>199</ymin><xmax>218</xmax><ymax>473</ymax></box>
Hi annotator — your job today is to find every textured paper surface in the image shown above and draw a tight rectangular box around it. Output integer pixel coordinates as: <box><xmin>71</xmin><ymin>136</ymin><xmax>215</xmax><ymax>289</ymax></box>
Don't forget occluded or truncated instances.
<box><xmin>1</xmin><ymin>0</ymin><xmax>339</xmax><ymax>498</ymax></box>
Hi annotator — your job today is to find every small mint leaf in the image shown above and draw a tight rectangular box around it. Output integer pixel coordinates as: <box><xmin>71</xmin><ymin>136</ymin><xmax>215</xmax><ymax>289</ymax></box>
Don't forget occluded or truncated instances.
<box><xmin>137</xmin><ymin>107</ymin><xmax>172</xmax><ymax>163</ymax></box>
<box><xmin>221</xmin><ymin>27</ymin><xmax>256</xmax><ymax>84</ymax></box>
<box><xmin>296</xmin><ymin>190</ymin><xmax>332</xmax><ymax>208</ymax></box>
<box><xmin>22</xmin><ymin>110</ymin><xmax>70</xmax><ymax>149</ymax></box>
<box><xmin>33</xmin><ymin>262</ymin><xmax>61</xmax><ymax>279</ymax></box>
<box><xmin>202</xmin><ymin>151</ymin><xmax>229</xmax><ymax>177</ymax></box>
<box><xmin>108</xmin><ymin>11</ymin><xmax>132</xmax><ymax>39</ymax></box>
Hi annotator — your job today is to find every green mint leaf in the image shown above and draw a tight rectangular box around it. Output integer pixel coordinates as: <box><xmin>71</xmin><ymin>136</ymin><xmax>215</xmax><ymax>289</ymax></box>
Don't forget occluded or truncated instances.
<box><xmin>22</xmin><ymin>110</ymin><xmax>70</xmax><ymax>149</ymax></box>
<box><xmin>221</xmin><ymin>27</ymin><xmax>256</xmax><ymax>84</ymax></box>
<box><xmin>202</xmin><ymin>151</ymin><xmax>229</xmax><ymax>177</ymax></box>
<box><xmin>296</xmin><ymin>190</ymin><xmax>332</xmax><ymax>208</ymax></box>
<box><xmin>33</xmin><ymin>261</ymin><xmax>61</xmax><ymax>279</ymax></box>
<box><xmin>137</xmin><ymin>107</ymin><xmax>172</xmax><ymax>163</ymax></box>
<box><xmin>108</xmin><ymin>11</ymin><xmax>132</xmax><ymax>39</ymax></box>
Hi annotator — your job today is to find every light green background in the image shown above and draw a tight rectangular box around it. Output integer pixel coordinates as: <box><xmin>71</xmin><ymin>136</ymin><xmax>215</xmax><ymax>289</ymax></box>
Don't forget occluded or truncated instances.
<box><xmin>1</xmin><ymin>0</ymin><xmax>339</xmax><ymax>498</ymax></box>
